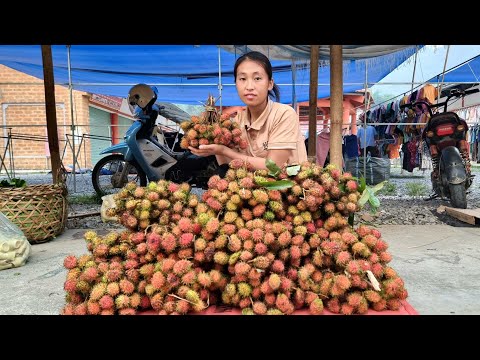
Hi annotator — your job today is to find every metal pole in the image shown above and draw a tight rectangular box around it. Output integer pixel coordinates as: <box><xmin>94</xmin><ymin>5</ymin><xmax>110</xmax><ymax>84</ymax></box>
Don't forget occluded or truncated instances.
<box><xmin>67</xmin><ymin>45</ymin><xmax>76</xmax><ymax>192</ymax></box>
<box><xmin>363</xmin><ymin>61</ymin><xmax>369</xmax><ymax>177</ymax></box>
<box><xmin>218</xmin><ymin>46</ymin><xmax>222</xmax><ymax>112</ymax></box>
<box><xmin>411</xmin><ymin>45</ymin><xmax>419</xmax><ymax>92</ymax></box>
<box><xmin>438</xmin><ymin>45</ymin><xmax>451</xmax><ymax>103</ymax></box>
<box><xmin>291</xmin><ymin>58</ymin><xmax>297</xmax><ymax>110</ymax></box>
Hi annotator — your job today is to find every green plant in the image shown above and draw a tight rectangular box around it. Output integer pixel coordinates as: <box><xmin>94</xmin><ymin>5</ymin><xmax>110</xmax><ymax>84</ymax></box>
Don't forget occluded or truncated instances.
<box><xmin>0</xmin><ymin>178</ymin><xmax>27</xmax><ymax>188</ymax></box>
<box><xmin>405</xmin><ymin>182</ymin><xmax>428</xmax><ymax>196</ymax></box>
<box><xmin>377</xmin><ymin>181</ymin><xmax>396</xmax><ymax>196</ymax></box>
<box><xmin>67</xmin><ymin>193</ymin><xmax>102</xmax><ymax>205</ymax></box>
<box><xmin>357</xmin><ymin>178</ymin><xmax>386</xmax><ymax>214</ymax></box>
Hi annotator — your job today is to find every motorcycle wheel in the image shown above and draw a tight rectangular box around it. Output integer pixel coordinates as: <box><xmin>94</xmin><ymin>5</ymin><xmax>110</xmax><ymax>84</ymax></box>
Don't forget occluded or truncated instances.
<box><xmin>449</xmin><ymin>183</ymin><xmax>467</xmax><ymax>209</ymax></box>
<box><xmin>92</xmin><ymin>154</ymin><xmax>147</xmax><ymax>197</ymax></box>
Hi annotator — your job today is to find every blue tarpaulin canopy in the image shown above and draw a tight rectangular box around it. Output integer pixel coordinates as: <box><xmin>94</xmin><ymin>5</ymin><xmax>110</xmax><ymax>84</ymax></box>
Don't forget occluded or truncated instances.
<box><xmin>427</xmin><ymin>53</ymin><xmax>480</xmax><ymax>85</ymax></box>
<box><xmin>0</xmin><ymin>45</ymin><xmax>418</xmax><ymax>106</ymax></box>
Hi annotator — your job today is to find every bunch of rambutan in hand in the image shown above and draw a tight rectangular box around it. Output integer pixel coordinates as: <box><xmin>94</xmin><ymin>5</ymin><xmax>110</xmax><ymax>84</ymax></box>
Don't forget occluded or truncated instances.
<box><xmin>179</xmin><ymin>95</ymin><xmax>247</xmax><ymax>150</ymax></box>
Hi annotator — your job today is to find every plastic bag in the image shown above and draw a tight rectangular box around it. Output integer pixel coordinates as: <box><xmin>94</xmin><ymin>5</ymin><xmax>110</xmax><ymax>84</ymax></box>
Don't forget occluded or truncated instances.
<box><xmin>101</xmin><ymin>194</ymin><xmax>118</xmax><ymax>223</ymax></box>
<box><xmin>345</xmin><ymin>156</ymin><xmax>391</xmax><ymax>185</ymax></box>
<box><xmin>0</xmin><ymin>212</ymin><xmax>31</xmax><ymax>271</ymax></box>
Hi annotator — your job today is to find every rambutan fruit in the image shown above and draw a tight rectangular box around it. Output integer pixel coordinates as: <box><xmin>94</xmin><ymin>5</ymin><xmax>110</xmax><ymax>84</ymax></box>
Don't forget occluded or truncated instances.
<box><xmin>237</xmin><ymin>282</ymin><xmax>252</xmax><ymax>298</ymax></box>
<box><xmin>355</xmin><ymin>224</ymin><xmax>372</xmax><ymax>238</ymax></box>
<box><xmin>89</xmin><ymin>283</ymin><xmax>107</xmax><ymax>301</ymax></box>
<box><xmin>63</xmin><ymin>255</ymin><xmax>78</xmax><ymax>270</ymax></box>
<box><xmin>63</xmin><ymin>278</ymin><xmax>77</xmax><ymax>293</ymax></box>
<box><xmin>379</xmin><ymin>251</ymin><xmax>393</xmax><ymax>263</ymax></box>
<box><xmin>319</xmin><ymin>278</ymin><xmax>333</xmax><ymax>297</ymax></box>
<box><xmin>352</xmin><ymin>242</ymin><xmax>371</xmax><ymax>258</ymax></box>
<box><xmin>364</xmin><ymin>290</ymin><xmax>382</xmax><ymax>303</ymax></box>
<box><xmin>172</xmin><ymin>259</ymin><xmax>192</xmax><ymax>276</ymax></box>
<box><xmin>150</xmin><ymin>293</ymin><xmax>164</xmax><ymax>311</ymax></box>
<box><xmin>234</xmin><ymin>261</ymin><xmax>251</xmax><ymax>276</ymax></box>
<box><xmin>99</xmin><ymin>294</ymin><xmax>114</xmax><ymax>310</ymax></box>
<box><xmin>213</xmin><ymin>251</ymin><xmax>229</xmax><ymax>265</ymax></box>
<box><xmin>371</xmin><ymin>298</ymin><xmax>387</xmax><ymax>311</ymax></box>
<box><xmin>106</xmin><ymin>282</ymin><xmax>120</xmax><ymax>297</ymax></box>
<box><xmin>73</xmin><ymin>303</ymin><xmax>87</xmax><ymax>315</ymax></box>
<box><xmin>347</xmin><ymin>292</ymin><xmax>363</xmax><ymax>308</ymax></box>
<box><xmin>242</xmin><ymin>239</ymin><xmax>254</xmax><ymax>252</ymax></box>
<box><xmin>178</xmin><ymin>233</ymin><xmax>194</xmax><ymax>249</ymax></box>
<box><xmin>249</xmin><ymin>301</ymin><xmax>266</xmax><ymax>315</ymax></box>
<box><xmin>369</xmin><ymin>253</ymin><xmax>380</xmax><ymax>264</ymax></box>
<box><xmin>371</xmin><ymin>262</ymin><xmax>384</xmax><ymax>278</ymax></box>
<box><xmin>151</xmin><ymin>272</ymin><xmax>166</xmax><ymax>290</ymax></box>
<box><xmin>129</xmin><ymin>293</ymin><xmax>141</xmax><ymax>308</ymax></box>
<box><xmin>387</xmin><ymin>298</ymin><xmax>401</xmax><ymax>311</ymax></box>
<box><xmin>276</xmin><ymin>294</ymin><xmax>294</xmax><ymax>314</ymax></box>
<box><xmin>309</xmin><ymin>298</ymin><xmax>324</xmax><ymax>315</ymax></box>
<box><xmin>334</xmin><ymin>274</ymin><xmax>351</xmax><ymax>292</ymax></box>
<box><xmin>119</xmin><ymin>279</ymin><xmax>135</xmax><ymax>295</ymax></box>
<box><xmin>181</xmin><ymin>270</ymin><xmax>196</xmax><ymax>285</ymax></box>
<box><xmin>340</xmin><ymin>303</ymin><xmax>354</xmax><ymax>315</ymax></box>
<box><xmin>260</xmin><ymin>294</ymin><xmax>274</xmax><ymax>308</ymax></box>
<box><xmin>197</xmin><ymin>271</ymin><xmax>211</xmax><ymax>288</ymax></box>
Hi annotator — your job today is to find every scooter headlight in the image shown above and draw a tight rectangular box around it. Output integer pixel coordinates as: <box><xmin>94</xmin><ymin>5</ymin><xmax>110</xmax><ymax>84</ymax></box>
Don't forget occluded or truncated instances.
<box><xmin>456</xmin><ymin>125</ymin><xmax>465</xmax><ymax>132</ymax></box>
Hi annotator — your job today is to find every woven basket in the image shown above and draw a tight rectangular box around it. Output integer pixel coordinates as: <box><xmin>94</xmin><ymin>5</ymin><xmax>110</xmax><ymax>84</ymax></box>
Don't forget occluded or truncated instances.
<box><xmin>0</xmin><ymin>184</ymin><xmax>67</xmax><ymax>244</ymax></box>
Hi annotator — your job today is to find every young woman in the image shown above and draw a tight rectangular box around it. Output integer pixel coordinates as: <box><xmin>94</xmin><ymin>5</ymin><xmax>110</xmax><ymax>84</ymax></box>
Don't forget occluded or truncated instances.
<box><xmin>189</xmin><ymin>51</ymin><xmax>307</xmax><ymax>170</ymax></box>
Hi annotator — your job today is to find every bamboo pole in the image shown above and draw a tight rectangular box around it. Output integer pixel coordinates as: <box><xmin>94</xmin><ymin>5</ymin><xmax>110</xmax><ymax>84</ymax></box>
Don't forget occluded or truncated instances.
<box><xmin>307</xmin><ymin>45</ymin><xmax>319</xmax><ymax>163</ymax></box>
<box><xmin>329</xmin><ymin>45</ymin><xmax>343</xmax><ymax>170</ymax></box>
<box><xmin>41</xmin><ymin>45</ymin><xmax>62</xmax><ymax>183</ymax></box>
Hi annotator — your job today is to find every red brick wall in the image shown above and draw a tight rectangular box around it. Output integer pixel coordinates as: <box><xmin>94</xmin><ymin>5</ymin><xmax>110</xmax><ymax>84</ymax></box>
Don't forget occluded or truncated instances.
<box><xmin>0</xmin><ymin>64</ymin><xmax>92</xmax><ymax>171</ymax></box>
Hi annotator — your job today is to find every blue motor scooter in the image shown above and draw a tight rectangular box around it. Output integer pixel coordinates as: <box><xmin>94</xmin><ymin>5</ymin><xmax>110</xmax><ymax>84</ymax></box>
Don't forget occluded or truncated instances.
<box><xmin>91</xmin><ymin>84</ymin><xmax>218</xmax><ymax>196</ymax></box>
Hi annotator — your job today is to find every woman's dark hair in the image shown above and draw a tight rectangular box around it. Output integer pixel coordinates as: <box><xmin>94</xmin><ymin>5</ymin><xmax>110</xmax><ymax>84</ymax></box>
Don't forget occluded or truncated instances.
<box><xmin>233</xmin><ymin>51</ymin><xmax>280</xmax><ymax>102</ymax></box>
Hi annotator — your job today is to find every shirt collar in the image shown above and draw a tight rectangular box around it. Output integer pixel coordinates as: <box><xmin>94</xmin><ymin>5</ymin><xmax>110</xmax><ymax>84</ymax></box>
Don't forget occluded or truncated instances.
<box><xmin>246</xmin><ymin>98</ymin><xmax>272</xmax><ymax>130</ymax></box>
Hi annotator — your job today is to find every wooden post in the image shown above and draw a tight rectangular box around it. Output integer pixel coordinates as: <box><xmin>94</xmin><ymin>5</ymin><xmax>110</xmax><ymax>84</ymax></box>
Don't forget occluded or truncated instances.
<box><xmin>41</xmin><ymin>45</ymin><xmax>62</xmax><ymax>183</ymax></box>
<box><xmin>329</xmin><ymin>45</ymin><xmax>343</xmax><ymax>170</ymax></box>
<box><xmin>307</xmin><ymin>45</ymin><xmax>319</xmax><ymax>163</ymax></box>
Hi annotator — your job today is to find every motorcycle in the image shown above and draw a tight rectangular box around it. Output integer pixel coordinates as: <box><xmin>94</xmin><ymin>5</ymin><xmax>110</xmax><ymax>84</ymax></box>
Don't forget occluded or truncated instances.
<box><xmin>92</xmin><ymin>84</ymin><xmax>218</xmax><ymax>196</ymax></box>
<box><xmin>401</xmin><ymin>87</ymin><xmax>478</xmax><ymax>208</ymax></box>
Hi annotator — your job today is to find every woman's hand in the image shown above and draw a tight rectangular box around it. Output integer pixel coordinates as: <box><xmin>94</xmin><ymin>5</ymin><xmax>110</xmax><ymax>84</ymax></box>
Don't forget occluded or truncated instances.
<box><xmin>189</xmin><ymin>144</ymin><xmax>226</xmax><ymax>157</ymax></box>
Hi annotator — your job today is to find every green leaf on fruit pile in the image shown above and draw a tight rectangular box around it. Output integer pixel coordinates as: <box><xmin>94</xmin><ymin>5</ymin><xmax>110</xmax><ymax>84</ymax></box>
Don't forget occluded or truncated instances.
<box><xmin>358</xmin><ymin>189</ymin><xmax>370</xmax><ymax>207</ymax></box>
<box><xmin>368</xmin><ymin>194</ymin><xmax>380</xmax><ymax>209</ymax></box>
<box><xmin>358</xmin><ymin>177</ymin><xmax>367</xmax><ymax>193</ymax></box>
<box><xmin>265</xmin><ymin>158</ymin><xmax>281</xmax><ymax>177</ymax></box>
<box><xmin>256</xmin><ymin>180</ymin><xmax>294</xmax><ymax>190</ymax></box>
<box><xmin>371</xmin><ymin>181</ymin><xmax>386</xmax><ymax>193</ymax></box>
<box><xmin>286</xmin><ymin>165</ymin><xmax>300</xmax><ymax>176</ymax></box>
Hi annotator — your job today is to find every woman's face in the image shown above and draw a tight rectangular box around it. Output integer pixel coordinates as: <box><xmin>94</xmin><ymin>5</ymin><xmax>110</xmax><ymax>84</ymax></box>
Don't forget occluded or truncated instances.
<box><xmin>235</xmin><ymin>59</ymin><xmax>273</xmax><ymax>107</ymax></box>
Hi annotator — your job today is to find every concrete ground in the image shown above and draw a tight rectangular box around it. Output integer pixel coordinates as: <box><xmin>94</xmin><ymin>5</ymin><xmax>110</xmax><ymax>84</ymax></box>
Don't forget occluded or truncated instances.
<box><xmin>1</xmin><ymin>225</ymin><xmax>479</xmax><ymax>315</ymax></box>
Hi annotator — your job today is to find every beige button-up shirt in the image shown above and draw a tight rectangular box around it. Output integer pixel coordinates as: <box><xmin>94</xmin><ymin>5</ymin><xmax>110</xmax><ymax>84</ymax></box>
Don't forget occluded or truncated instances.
<box><xmin>234</xmin><ymin>99</ymin><xmax>308</xmax><ymax>166</ymax></box>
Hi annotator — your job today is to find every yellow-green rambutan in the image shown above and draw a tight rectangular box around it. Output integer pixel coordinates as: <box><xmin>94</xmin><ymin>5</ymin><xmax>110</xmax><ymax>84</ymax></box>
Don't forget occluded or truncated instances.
<box><xmin>89</xmin><ymin>283</ymin><xmax>107</xmax><ymax>301</ymax></box>
<box><xmin>294</xmin><ymin>225</ymin><xmax>307</xmax><ymax>236</ymax></box>
<box><xmin>309</xmin><ymin>298</ymin><xmax>324</xmax><ymax>315</ymax></box>
<box><xmin>138</xmin><ymin>264</ymin><xmax>154</xmax><ymax>279</ymax></box>
<box><xmin>213</xmin><ymin>251</ymin><xmax>229</xmax><ymax>265</ymax></box>
<box><xmin>252</xmin><ymin>256</ymin><xmax>270</xmax><ymax>269</ymax></box>
<box><xmin>237</xmin><ymin>282</ymin><xmax>252</xmax><ymax>298</ymax></box>
<box><xmin>194</xmin><ymin>237</ymin><xmax>207</xmax><ymax>252</ymax></box>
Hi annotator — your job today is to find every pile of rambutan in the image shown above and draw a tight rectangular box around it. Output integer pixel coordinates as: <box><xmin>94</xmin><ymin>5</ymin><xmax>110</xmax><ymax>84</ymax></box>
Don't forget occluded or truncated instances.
<box><xmin>179</xmin><ymin>95</ymin><xmax>247</xmax><ymax>150</ymax></box>
<box><xmin>61</xmin><ymin>160</ymin><xmax>408</xmax><ymax>315</ymax></box>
